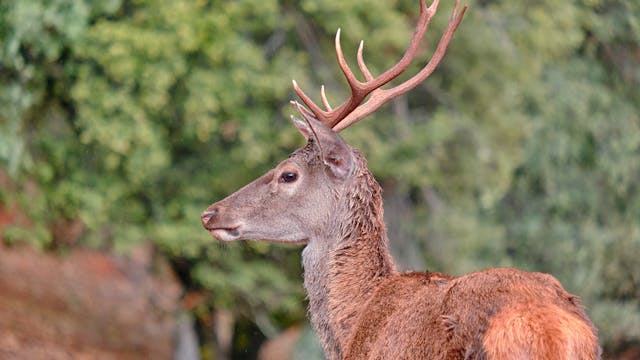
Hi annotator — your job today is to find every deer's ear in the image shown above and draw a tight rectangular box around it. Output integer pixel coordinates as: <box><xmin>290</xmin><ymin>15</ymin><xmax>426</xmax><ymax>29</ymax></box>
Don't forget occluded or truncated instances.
<box><xmin>322</xmin><ymin>141</ymin><xmax>354</xmax><ymax>179</ymax></box>
<box><xmin>291</xmin><ymin>115</ymin><xmax>313</xmax><ymax>140</ymax></box>
<box><xmin>291</xmin><ymin>115</ymin><xmax>354</xmax><ymax>179</ymax></box>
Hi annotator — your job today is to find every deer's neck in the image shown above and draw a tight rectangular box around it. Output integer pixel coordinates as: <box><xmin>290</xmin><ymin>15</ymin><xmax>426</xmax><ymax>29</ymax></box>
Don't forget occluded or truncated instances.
<box><xmin>302</xmin><ymin>161</ymin><xmax>397</xmax><ymax>359</ymax></box>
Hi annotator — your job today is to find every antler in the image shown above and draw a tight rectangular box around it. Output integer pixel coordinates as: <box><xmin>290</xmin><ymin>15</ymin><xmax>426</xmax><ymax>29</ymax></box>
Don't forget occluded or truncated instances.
<box><xmin>291</xmin><ymin>0</ymin><xmax>467</xmax><ymax>132</ymax></box>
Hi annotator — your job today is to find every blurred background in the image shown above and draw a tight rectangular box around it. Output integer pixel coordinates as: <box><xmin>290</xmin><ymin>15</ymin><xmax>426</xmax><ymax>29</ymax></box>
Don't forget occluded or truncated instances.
<box><xmin>1</xmin><ymin>0</ymin><xmax>638</xmax><ymax>359</ymax></box>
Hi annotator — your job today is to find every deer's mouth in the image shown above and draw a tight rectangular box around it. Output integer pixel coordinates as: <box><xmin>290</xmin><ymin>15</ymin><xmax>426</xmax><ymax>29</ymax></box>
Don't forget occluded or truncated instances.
<box><xmin>207</xmin><ymin>227</ymin><xmax>241</xmax><ymax>242</ymax></box>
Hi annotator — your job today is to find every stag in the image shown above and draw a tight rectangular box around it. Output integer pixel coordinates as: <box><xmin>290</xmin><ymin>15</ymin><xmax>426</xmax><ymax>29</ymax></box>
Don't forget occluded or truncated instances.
<box><xmin>201</xmin><ymin>1</ymin><xmax>601</xmax><ymax>359</ymax></box>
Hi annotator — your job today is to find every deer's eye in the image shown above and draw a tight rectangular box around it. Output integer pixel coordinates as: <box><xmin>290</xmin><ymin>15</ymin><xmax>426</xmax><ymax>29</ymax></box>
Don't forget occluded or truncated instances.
<box><xmin>280</xmin><ymin>172</ymin><xmax>298</xmax><ymax>183</ymax></box>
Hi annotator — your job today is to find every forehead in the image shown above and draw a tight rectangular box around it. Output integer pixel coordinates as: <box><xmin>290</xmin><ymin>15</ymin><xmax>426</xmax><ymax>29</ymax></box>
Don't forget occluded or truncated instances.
<box><xmin>288</xmin><ymin>141</ymin><xmax>321</xmax><ymax>166</ymax></box>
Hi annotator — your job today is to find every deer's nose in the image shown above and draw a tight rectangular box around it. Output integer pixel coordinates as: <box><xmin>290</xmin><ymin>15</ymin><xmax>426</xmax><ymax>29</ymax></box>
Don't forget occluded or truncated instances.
<box><xmin>201</xmin><ymin>207</ymin><xmax>218</xmax><ymax>227</ymax></box>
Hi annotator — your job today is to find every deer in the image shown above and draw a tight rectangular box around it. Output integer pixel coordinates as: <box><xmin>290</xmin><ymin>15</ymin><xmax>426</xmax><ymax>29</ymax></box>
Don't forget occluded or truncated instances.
<box><xmin>201</xmin><ymin>1</ymin><xmax>601</xmax><ymax>359</ymax></box>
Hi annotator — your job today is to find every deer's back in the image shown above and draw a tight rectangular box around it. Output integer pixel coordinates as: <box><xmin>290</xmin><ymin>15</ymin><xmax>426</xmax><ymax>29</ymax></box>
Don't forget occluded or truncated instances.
<box><xmin>344</xmin><ymin>267</ymin><xmax>600</xmax><ymax>360</ymax></box>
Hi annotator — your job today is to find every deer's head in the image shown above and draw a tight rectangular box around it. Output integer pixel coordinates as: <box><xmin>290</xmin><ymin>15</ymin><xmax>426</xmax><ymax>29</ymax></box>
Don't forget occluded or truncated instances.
<box><xmin>201</xmin><ymin>0</ymin><xmax>466</xmax><ymax>245</ymax></box>
<box><xmin>201</xmin><ymin>116</ymin><xmax>357</xmax><ymax>244</ymax></box>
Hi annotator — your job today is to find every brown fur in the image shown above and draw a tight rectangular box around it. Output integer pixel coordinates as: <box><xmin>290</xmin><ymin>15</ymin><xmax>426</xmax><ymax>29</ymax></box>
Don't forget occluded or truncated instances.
<box><xmin>340</xmin><ymin>269</ymin><xmax>600</xmax><ymax>360</ymax></box>
<box><xmin>482</xmin><ymin>301</ymin><xmax>599</xmax><ymax>360</ymax></box>
<box><xmin>306</xmin><ymin>151</ymin><xmax>601</xmax><ymax>360</ymax></box>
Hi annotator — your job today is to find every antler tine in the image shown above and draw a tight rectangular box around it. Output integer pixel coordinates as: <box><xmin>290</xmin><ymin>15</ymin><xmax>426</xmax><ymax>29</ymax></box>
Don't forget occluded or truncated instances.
<box><xmin>334</xmin><ymin>28</ymin><xmax>364</xmax><ymax>94</ymax></box>
<box><xmin>292</xmin><ymin>80</ymin><xmax>327</xmax><ymax>118</ymax></box>
<box><xmin>357</xmin><ymin>40</ymin><xmax>374</xmax><ymax>81</ymax></box>
<box><xmin>320</xmin><ymin>85</ymin><xmax>332</xmax><ymax>111</ymax></box>
<box><xmin>333</xmin><ymin>0</ymin><xmax>467</xmax><ymax>132</ymax></box>
<box><xmin>292</xmin><ymin>0</ymin><xmax>466</xmax><ymax>132</ymax></box>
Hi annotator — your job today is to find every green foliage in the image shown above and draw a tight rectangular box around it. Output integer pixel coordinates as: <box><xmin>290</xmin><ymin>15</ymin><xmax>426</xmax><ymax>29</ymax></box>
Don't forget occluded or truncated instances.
<box><xmin>0</xmin><ymin>0</ymin><xmax>306</xmax><ymax>327</ymax></box>
<box><xmin>1</xmin><ymin>0</ymin><xmax>639</xmax><ymax>354</ymax></box>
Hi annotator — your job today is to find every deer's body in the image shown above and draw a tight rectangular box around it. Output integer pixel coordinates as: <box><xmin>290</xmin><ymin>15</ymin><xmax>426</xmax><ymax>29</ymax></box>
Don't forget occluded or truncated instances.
<box><xmin>201</xmin><ymin>1</ymin><xmax>600</xmax><ymax>358</ymax></box>
<box><xmin>341</xmin><ymin>269</ymin><xmax>598</xmax><ymax>360</ymax></box>
<box><xmin>296</xmin><ymin>147</ymin><xmax>598</xmax><ymax>360</ymax></box>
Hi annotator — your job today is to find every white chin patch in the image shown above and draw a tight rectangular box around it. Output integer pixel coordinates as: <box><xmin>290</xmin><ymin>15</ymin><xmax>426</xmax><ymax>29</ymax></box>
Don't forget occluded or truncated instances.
<box><xmin>209</xmin><ymin>228</ymin><xmax>240</xmax><ymax>242</ymax></box>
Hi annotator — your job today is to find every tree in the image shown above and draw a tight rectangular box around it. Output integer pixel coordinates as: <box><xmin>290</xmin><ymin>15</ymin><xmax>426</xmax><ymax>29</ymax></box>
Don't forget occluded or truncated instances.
<box><xmin>1</xmin><ymin>0</ymin><xmax>638</xmax><ymax>356</ymax></box>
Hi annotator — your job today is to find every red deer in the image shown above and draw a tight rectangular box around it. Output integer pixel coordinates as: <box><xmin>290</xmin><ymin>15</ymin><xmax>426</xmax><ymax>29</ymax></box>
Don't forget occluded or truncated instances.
<box><xmin>201</xmin><ymin>1</ymin><xmax>601</xmax><ymax>359</ymax></box>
